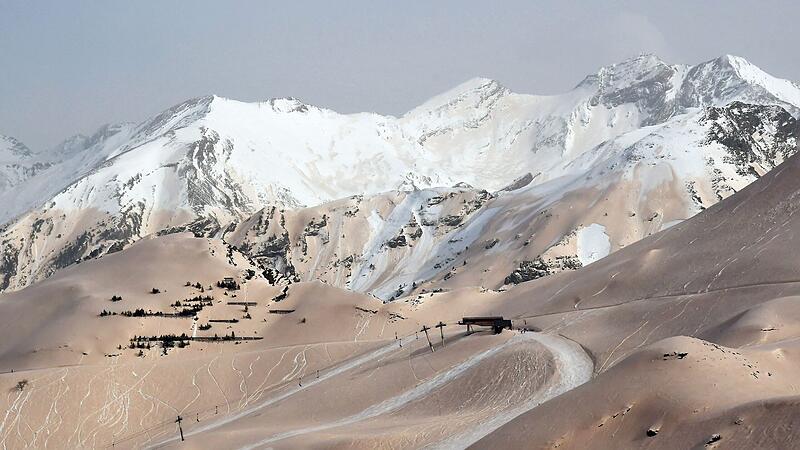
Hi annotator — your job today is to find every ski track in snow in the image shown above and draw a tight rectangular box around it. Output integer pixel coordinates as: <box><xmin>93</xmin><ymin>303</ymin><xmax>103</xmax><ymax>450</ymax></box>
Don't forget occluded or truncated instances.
<box><xmin>238</xmin><ymin>332</ymin><xmax>592</xmax><ymax>449</ymax></box>
<box><xmin>207</xmin><ymin>355</ymin><xmax>231</xmax><ymax>415</ymax></box>
<box><xmin>146</xmin><ymin>339</ymin><xmax>405</xmax><ymax>448</ymax></box>
<box><xmin>428</xmin><ymin>333</ymin><xmax>593</xmax><ymax>449</ymax></box>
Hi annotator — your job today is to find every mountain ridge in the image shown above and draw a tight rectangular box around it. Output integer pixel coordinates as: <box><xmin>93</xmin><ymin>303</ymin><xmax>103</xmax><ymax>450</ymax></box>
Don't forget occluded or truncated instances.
<box><xmin>1</xmin><ymin>54</ymin><xmax>799</xmax><ymax>295</ymax></box>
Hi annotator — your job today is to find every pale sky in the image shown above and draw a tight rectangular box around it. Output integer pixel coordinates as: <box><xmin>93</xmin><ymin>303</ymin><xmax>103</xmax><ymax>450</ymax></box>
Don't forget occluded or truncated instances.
<box><xmin>2</xmin><ymin>0</ymin><xmax>799</xmax><ymax>149</ymax></box>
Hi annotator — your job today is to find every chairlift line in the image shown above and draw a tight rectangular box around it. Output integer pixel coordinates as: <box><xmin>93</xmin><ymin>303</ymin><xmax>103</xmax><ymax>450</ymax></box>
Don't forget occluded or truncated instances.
<box><xmin>104</xmin><ymin>324</ymin><xmax>471</xmax><ymax>448</ymax></box>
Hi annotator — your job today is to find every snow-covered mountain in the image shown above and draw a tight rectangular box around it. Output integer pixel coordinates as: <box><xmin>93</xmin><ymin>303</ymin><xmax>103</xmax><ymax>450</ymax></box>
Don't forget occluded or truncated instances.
<box><xmin>226</xmin><ymin>100</ymin><xmax>798</xmax><ymax>300</ymax></box>
<box><xmin>0</xmin><ymin>124</ymin><xmax>137</xmax><ymax>224</ymax></box>
<box><xmin>1</xmin><ymin>54</ymin><xmax>799</xmax><ymax>294</ymax></box>
<box><xmin>0</xmin><ymin>135</ymin><xmax>33</xmax><ymax>164</ymax></box>
<box><xmin>0</xmin><ymin>135</ymin><xmax>48</xmax><ymax>196</ymax></box>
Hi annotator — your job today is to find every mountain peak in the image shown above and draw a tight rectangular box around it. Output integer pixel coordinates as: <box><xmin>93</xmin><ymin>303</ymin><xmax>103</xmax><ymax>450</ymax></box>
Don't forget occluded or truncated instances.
<box><xmin>698</xmin><ymin>54</ymin><xmax>761</xmax><ymax>78</ymax></box>
<box><xmin>715</xmin><ymin>53</ymin><xmax>752</xmax><ymax>67</ymax></box>
<box><xmin>682</xmin><ymin>54</ymin><xmax>800</xmax><ymax>114</ymax></box>
<box><xmin>405</xmin><ymin>77</ymin><xmax>508</xmax><ymax>117</ymax></box>
<box><xmin>0</xmin><ymin>135</ymin><xmax>33</xmax><ymax>162</ymax></box>
<box><xmin>131</xmin><ymin>95</ymin><xmax>215</xmax><ymax>143</ymax></box>
<box><xmin>266</xmin><ymin>97</ymin><xmax>313</xmax><ymax>113</ymax></box>
<box><xmin>577</xmin><ymin>53</ymin><xmax>673</xmax><ymax>91</ymax></box>
<box><xmin>47</xmin><ymin>122</ymin><xmax>136</xmax><ymax>160</ymax></box>
<box><xmin>454</xmin><ymin>77</ymin><xmax>503</xmax><ymax>91</ymax></box>
<box><xmin>614</xmin><ymin>53</ymin><xmax>668</xmax><ymax>69</ymax></box>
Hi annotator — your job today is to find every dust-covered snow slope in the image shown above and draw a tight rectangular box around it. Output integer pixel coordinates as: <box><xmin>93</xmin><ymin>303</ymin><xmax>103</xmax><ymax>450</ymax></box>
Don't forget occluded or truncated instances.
<box><xmin>1</xmin><ymin>54</ymin><xmax>799</xmax><ymax>293</ymax></box>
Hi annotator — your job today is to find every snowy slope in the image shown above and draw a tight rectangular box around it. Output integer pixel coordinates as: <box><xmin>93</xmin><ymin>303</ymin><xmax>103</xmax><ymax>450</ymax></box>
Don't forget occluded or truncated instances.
<box><xmin>0</xmin><ymin>134</ymin><xmax>32</xmax><ymax>164</ymax></box>
<box><xmin>0</xmin><ymin>134</ymin><xmax>47</xmax><ymax>196</ymax></box>
<box><xmin>399</xmin><ymin>54</ymin><xmax>800</xmax><ymax>189</ymax></box>
<box><xmin>226</xmin><ymin>101</ymin><xmax>798</xmax><ymax>300</ymax></box>
<box><xmin>0</xmin><ymin>124</ymin><xmax>137</xmax><ymax>224</ymax></box>
<box><xmin>1</xmin><ymin>54</ymin><xmax>799</xmax><ymax>293</ymax></box>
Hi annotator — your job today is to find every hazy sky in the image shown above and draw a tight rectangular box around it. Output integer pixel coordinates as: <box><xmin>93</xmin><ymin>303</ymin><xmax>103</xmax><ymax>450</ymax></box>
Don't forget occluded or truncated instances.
<box><xmin>2</xmin><ymin>0</ymin><xmax>799</xmax><ymax>149</ymax></box>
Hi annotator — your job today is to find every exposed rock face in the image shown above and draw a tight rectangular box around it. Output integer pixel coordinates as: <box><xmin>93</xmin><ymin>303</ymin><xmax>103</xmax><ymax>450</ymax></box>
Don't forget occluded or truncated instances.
<box><xmin>505</xmin><ymin>258</ymin><xmax>551</xmax><ymax>285</ymax></box>
<box><xmin>303</xmin><ymin>215</ymin><xmax>328</xmax><ymax>237</ymax></box>
<box><xmin>179</xmin><ymin>128</ymin><xmax>254</xmax><ymax>214</ymax></box>
<box><xmin>499</xmin><ymin>173</ymin><xmax>536</xmax><ymax>192</ymax></box>
<box><xmin>585</xmin><ymin>54</ymin><xmax>680</xmax><ymax>125</ymax></box>
<box><xmin>385</xmin><ymin>235</ymin><xmax>408</xmax><ymax>249</ymax></box>
<box><xmin>439</xmin><ymin>215</ymin><xmax>463</xmax><ymax>227</ymax></box>
<box><xmin>225</xmin><ymin>187</ymin><xmax>513</xmax><ymax>300</ymax></box>
<box><xmin>504</xmin><ymin>256</ymin><xmax>583</xmax><ymax>285</ymax></box>
<box><xmin>484</xmin><ymin>239</ymin><xmax>499</xmax><ymax>250</ymax></box>
<box><xmin>702</xmin><ymin>101</ymin><xmax>799</xmax><ymax>177</ymax></box>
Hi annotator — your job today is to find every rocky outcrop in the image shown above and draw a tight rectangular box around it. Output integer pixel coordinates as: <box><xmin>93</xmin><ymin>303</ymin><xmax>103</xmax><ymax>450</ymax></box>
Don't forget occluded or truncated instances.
<box><xmin>505</xmin><ymin>256</ymin><xmax>583</xmax><ymax>285</ymax></box>
<box><xmin>702</xmin><ymin>101</ymin><xmax>799</xmax><ymax>177</ymax></box>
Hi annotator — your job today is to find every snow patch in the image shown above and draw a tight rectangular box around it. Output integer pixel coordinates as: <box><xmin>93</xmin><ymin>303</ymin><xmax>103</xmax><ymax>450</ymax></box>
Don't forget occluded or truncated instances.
<box><xmin>576</xmin><ymin>223</ymin><xmax>611</xmax><ymax>266</ymax></box>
